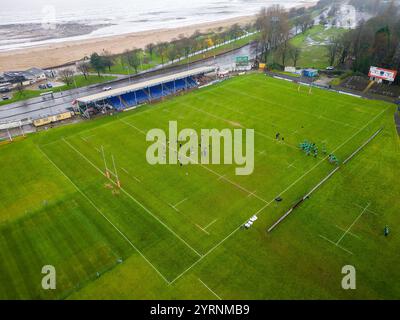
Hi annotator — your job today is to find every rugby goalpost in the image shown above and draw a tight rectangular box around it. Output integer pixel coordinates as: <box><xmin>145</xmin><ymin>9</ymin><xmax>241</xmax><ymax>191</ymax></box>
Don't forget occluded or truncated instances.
<box><xmin>267</xmin><ymin>127</ymin><xmax>384</xmax><ymax>233</ymax></box>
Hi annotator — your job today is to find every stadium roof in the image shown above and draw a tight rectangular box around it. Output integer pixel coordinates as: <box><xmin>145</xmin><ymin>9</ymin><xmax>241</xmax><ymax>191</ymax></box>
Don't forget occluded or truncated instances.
<box><xmin>76</xmin><ymin>66</ymin><xmax>215</xmax><ymax>104</ymax></box>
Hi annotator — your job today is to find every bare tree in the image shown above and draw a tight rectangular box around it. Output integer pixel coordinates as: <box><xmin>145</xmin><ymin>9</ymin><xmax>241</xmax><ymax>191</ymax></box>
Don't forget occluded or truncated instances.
<box><xmin>299</xmin><ymin>13</ymin><xmax>313</xmax><ymax>33</ymax></box>
<box><xmin>77</xmin><ymin>61</ymin><xmax>90</xmax><ymax>79</ymax></box>
<box><xmin>16</xmin><ymin>83</ymin><xmax>25</xmax><ymax>97</ymax></box>
<box><xmin>327</xmin><ymin>36</ymin><xmax>340</xmax><ymax>66</ymax></box>
<box><xmin>256</xmin><ymin>5</ymin><xmax>290</xmax><ymax>63</ymax></box>
<box><xmin>289</xmin><ymin>46</ymin><xmax>301</xmax><ymax>67</ymax></box>
<box><xmin>59</xmin><ymin>68</ymin><xmax>75</xmax><ymax>86</ymax></box>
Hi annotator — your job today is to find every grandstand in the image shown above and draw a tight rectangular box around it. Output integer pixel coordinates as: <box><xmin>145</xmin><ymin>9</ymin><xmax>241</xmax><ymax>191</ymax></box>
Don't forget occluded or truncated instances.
<box><xmin>75</xmin><ymin>67</ymin><xmax>214</xmax><ymax>116</ymax></box>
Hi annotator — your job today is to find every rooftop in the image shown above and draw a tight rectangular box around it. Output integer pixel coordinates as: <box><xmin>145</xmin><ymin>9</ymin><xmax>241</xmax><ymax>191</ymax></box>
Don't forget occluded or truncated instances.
<box><xmin>76</xmin><ymin>66</ymin><xmax>215</xmax><ymax>104</ymax></box>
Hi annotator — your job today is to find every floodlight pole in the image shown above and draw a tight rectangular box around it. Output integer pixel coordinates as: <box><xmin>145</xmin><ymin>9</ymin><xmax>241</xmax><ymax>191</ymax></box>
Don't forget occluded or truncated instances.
<box><xmin>112</xmin><ymin>155</ymin><xmax>121</xmax><ymax>188</ymax></box>
<box><xmin>101</xmin><ymin>145</ymin><xmax>110</xmax><ymax>178</ymax></box>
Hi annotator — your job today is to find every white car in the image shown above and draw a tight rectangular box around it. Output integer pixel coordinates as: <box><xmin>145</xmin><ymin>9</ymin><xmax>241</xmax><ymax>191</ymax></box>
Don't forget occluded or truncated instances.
<box><xmin>326</xmin><ymin>66</ymin><xmax>335</xmax><ymax>71</ymax></box>
<box><xmin>102</xmin><ymin>86</ymin><xmax>112</xmax><ymax>91</ymax></box>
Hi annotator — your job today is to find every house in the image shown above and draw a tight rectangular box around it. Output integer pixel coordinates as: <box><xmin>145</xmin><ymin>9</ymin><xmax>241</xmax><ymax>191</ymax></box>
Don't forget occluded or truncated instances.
<box><xmin>25</xmin><ymin>67</ymin><xmax>47</xmax><ymax>81</ymax></box>
<box><xmin>1</xmin><ymin>67</ymin><xmax>47</xmax><ymax>87</ymax></box>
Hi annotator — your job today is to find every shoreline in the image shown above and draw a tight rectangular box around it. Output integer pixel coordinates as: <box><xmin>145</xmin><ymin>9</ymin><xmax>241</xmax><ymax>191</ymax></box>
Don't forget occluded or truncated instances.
<box><xmin>0</xmin><ymin>1</ymin><xmax>317</xmax><ymax>72</ymax></box>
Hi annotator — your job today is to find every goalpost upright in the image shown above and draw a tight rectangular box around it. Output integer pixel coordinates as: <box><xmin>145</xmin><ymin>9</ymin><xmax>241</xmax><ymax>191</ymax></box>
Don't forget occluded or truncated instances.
<box><xmin>101</xmin><ymin>145</ymin><xmax>110</xmax><ymax>178</ymax></box>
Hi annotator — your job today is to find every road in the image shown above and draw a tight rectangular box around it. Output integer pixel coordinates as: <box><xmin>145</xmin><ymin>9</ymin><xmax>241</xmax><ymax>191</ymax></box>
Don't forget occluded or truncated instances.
<box><xmin>0</xmin><ymin>43</ymin><xmax>257</xmax><ymax>123</ymax></box>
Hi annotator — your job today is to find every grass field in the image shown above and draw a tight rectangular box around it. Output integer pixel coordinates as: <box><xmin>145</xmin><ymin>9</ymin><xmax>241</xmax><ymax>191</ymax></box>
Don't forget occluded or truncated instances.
<box><xmin>0</xmin><ymin>73</ymin><xmax>399</xmax><ymax>299</ymax></box>
<box><xmin>278</xmin><ymin>25</ymin><xmax>348</xmax><ymax>69</ymax></box>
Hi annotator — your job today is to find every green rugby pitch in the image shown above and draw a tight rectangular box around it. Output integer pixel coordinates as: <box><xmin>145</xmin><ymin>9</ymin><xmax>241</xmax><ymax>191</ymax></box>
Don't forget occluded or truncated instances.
<box><xmin>0</xmin><ymin>73</ymin><xmax>398</xmax><ymax>299</ymax></box>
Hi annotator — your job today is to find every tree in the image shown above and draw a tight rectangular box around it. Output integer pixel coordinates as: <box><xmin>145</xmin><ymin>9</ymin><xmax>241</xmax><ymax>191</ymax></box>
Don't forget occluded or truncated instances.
<box><xmin>256</xmin><ymin>5</ymin><xmax>290</xmax><ymax>63</ymax></box>
<box><xmin>156</xmin><ymin>42</ymin><xmax>169</xmax><ymax>65</ymax></box>
<box><xmin>146</xmin><ymin>43</ymin><xmax>155</xmax><ymax>61</ymax></box>
<box><xmin>337</xmin><ymin>32</ymin><xmax>352</xmax><ymax>66</ymax></box>
<box><xmin>293</xmin><ymin>17</ymin><xmax>302</xmax><ymax>34</ymax></box>
<box><xmin>77</xmin><ymin>61</ymin><xmax>90</xmax><ymax>79</ymax></box>
<box><xmin>289</xmin><ymin>46</ymin><xmax>301</xmax><ymax>67</ymax></box>
<box><xmin>299</xmin><ymin>13</ymin><xmax>313</xmax><ymax>33</ymax></box>
<box><xmin>180</xmin><ymin>36</ymin><xmax>194</xmax><ymax>60</ymax></box>
<box><xmin>59</xmin><ymin>68</ymin><xmax>75</xmax><ymax>86</ymax></box>
<box><xmin>327</xmin><ymin>36</ymin><xmax>340</xmax><ymax>66</ymax></box>
<box><xmin>16</xmin><ymin>83</ymin><xmax>25</xmax><ymax>97</ymax></box>
<box><xmin>167</xmin><ymin>43</ymin><xmax>179</xmax><ymax>63</ymax></box>
<box><xmin>123</xmin><ymin>49</ymin><xmax>142</xmax><ymax>74</ymax></box>
<box><xmin>228</xmin><ymin>23</ymin><xmax>243</xmax><ymax>40</ymax></box>
<box><xmin>102</xmin><ymin>51</ymin><xmax>114</xmax><ymax>72</ymax></box>
<box><xmin>277</xmin><ymin>41</ymin><xmax>292</xmax><ymax>66</ymax></box>
<box><xmin>90</xmin><ymin>53</ymin><xmax>106</xmax><ymax>76</ymax></box>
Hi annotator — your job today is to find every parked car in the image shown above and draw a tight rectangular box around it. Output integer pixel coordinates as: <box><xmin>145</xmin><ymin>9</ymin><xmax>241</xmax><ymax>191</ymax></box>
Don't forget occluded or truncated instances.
<box><xmin>38</xmin><ymin>84</ymin><xmax>47</xmax><ymax>90</ymax></box>
<box><xmin>46</xmin><ymin>83</ymin><xmax>53</xmax><ymax>88</ymax></box>
<box><xmin>102</xmin><ymin>86</ymin><xmax>112</xmax><ymax>91</ymax></box>
<box><xmin>0</xmin><ymin>87</ymin><xmax>10</xmax><ymax>93</ymax></box>
<box><xmin>2</xmin><ymin>95</ymin><xmax>10</xmax><ymax>100</ymax></box>
<box><xmin>326</xmin><ymin>66</ymin><xmax>335</xmax><ymax>71</ymax></box>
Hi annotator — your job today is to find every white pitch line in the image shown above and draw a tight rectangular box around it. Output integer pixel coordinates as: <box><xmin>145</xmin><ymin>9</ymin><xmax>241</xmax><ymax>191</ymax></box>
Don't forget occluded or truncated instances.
<box><xmin>196</xmin><ymin>224</ymin><xmax>210</xmax><ymax>235</ymax></box>
<box><xmin>121</xmin><ymin>167</ymin><xmax>141</xmax><ymax>182</ymax></box>
<box><xmin>355</xmin><ymin>203</ymin><xmax>378</xmax><ymax>216</ymax></box>
<box><xmin>61</xmin><ymin>137</ymin><xmax>202</xmax><ymax>258</ymax></box>
<box><xmin>119</xmin><ymin>119</ymin><xmax>146</xmax><ymax>134</ymax></box>
<box><xmin>37</xmin><ymin>146</ymin><xmax>171</xmax><ymax>284</ymax></box>
<box><xmin>247</xmin><ymin>191</ymin><xmax>257</xmax><ymax>198</ymax></box>
<box><xmin>336</xmin><ymin>203</ymin><xmax>370</xmax><ymax>245</ymax></box>
<box><xmin>198</xmin><ymin>278</ymin><xmax>222</xmax><ymax>300</ymax></box>
<box><xmin>335</xmin><ymin>225</ymin><xmax>361</xmax><ymax>240</ymax></box>
<box><xmin>169</xmin><ymin>203</ymin><xmax>180</xmax><ymax>213</ymax></box>
<box><xmin>287</xmin><ymin>161</ymin><xmax>297</xmax><ymax>169</ymax></box>
<box><xmin>204</xmin><ymin>219</ymin><xmax>218</xmax><ymax>230</ymax></box>
<box><xmin>173</xmin><ymin>197</ymin><xmax>188</xmax><ymax>208</ymax></box>
<box><xmin>319</xmin><ymin>235</ymin><xmax>353</xmax><ymax>255</ymax></box>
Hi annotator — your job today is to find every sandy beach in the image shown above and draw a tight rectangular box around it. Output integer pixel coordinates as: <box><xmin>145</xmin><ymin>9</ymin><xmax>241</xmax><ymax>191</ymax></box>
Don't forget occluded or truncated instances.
<box><xmin>0</xmin><ymin>15</ymin><xmax>256</xmax><ymax>72</ymax></box>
